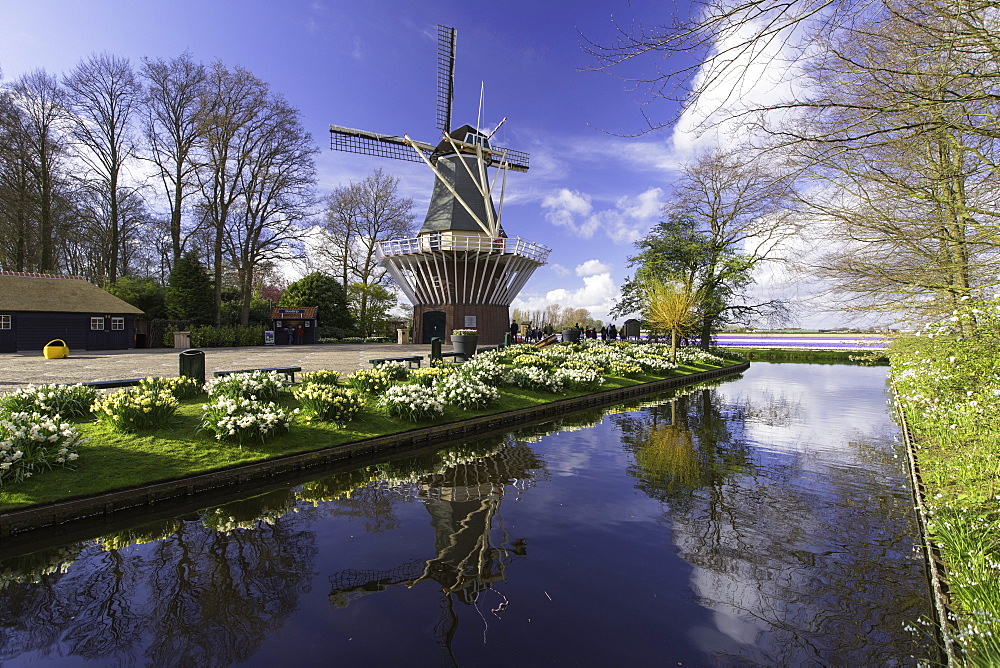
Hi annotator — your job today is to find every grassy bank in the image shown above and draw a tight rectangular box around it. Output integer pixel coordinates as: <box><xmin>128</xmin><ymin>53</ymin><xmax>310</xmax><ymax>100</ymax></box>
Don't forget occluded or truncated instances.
<box><xmin>1</xmin><ymin>343</ymin><xmax>742</xmax><ymax>513</ymax></box>
<box><xmin>890</xmin><ymin>299</ymin><xmax>1000</xmax><ymax>665</ymax></box>
<box><xmin>719</xmin><ymin>347</ymin><xmax>888</xmax><ymax>365</ymax></box>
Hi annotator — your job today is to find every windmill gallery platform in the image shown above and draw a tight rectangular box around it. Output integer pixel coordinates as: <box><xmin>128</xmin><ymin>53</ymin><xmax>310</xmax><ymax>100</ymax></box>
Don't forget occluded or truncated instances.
<box><xmin>0</xmin><ymin>344</ymin><xmax>434</xmax><ymax>396</ymax></box>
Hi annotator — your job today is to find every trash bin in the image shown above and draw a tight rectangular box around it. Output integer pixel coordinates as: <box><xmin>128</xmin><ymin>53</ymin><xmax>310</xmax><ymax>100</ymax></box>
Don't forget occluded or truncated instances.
<box><xmin>397</xmin><ymin>328</ymin><xmax>410</xmax><ymax>345</ymax></box>
<box><xmin>43</xmin><ymin>339</ymin><xmax>70</xmax><ymax>359</ymax></box>
<box><xmin>173</xmin><ymin>331</ymin><xmax>191</xmax><ymax>349</ymax></box>
<box><xmin>135</xmin><ymin>333</ymin><xmax>147</xmax><ymax>349</ymax></box>
<box><xmin>178</xmin><ymin>349</ymin><xmax>206</xmax><ymax>385</ymax></box>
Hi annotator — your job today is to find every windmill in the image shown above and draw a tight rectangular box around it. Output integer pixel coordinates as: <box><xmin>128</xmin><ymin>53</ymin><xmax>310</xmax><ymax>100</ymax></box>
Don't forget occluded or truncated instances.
<box><xmin>330</xmin><ymin>25</ymin><xmax>550</xmax><ymax>344</ymax></box>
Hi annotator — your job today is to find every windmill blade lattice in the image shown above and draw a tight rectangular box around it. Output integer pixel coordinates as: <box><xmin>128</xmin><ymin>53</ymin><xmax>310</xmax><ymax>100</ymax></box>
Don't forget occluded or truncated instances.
<box><xmin>436</xmin><ymin>25</ymin><xmax>456</xmax><ymax>134</ymax></box>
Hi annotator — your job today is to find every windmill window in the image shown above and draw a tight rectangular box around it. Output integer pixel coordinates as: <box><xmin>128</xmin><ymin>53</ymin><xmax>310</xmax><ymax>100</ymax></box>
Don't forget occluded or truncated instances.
<box><xmin>0</xmin><ymin>315</ymin><xmax>10</xmax><ymax>330</ymax></box>
<box><xmin>111</xmin><ymin>317</ymin><xmax>125</xmax><ymax>330</ymax></box>
<box><xmin>91</xmin><ymin>317</ymin><xmax>104</xmax><ymax>330</ymax></box>
<box><xmin>465</xmin><ymin>133</ymin><xmax>485</xmax><ymax>146</ymax></box>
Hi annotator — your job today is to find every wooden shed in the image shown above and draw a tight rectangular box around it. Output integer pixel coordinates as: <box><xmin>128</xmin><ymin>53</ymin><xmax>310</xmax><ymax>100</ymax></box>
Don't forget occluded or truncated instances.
<box><xmin>0</xmin><ymin>272</ymin><xmax>144</xmax><ymax>353</ymax></box>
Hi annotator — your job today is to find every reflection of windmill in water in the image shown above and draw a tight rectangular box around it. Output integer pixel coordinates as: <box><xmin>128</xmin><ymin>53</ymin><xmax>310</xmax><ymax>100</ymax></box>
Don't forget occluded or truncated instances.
<box><xmin>330</xmin><ymin>25</ymin><xmax>550</xmax><ymax>344</ymax></box>
<box><xmin>328</xmin><ymin>442</ymin><xmax>542</xmax><ymax>665</ymax></box>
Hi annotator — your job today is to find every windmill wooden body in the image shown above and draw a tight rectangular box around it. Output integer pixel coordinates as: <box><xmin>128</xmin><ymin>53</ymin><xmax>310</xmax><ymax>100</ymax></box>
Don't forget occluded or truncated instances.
<box><xmin>330</xmin><ymin>25</ymin><xmax>549</xmax><ymax>344</ymax></box>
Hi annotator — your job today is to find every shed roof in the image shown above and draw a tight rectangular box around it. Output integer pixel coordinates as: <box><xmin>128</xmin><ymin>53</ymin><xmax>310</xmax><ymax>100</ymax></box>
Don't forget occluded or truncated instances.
<box><xmin>270</xmin><ymin>306</ymin><xmax>318</xmax><ymax>319</ymax></box>
<box><xmin>0</xmin><ymin>272</ymin><xmax>144</xmax><ymax>315</ymax></box>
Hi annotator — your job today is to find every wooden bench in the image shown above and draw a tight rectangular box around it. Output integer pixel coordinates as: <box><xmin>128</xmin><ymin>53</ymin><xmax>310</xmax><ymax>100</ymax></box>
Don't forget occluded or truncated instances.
<box><xmin>213</xmin><ymin>366</ymin><xmax>302</xmax><ymax>382</ymax></box>
<box><xmin>206</xmin><ymin>340</ymin><xmax>238</xmax><ymax>347</ymax></box>
<box><xmin>368</xmin><ymin>356</ymin><xmax>423</xmax><ymax>369</ymax></box>
<box><xmin>82</xmin><ymin>378</ymin><xmax>147</xmax><ymax>390</ymax></box>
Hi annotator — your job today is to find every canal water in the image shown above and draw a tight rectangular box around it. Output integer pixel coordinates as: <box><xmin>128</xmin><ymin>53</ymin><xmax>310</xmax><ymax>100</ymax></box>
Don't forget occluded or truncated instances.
<box><xmin>0</xmin><ymin>362</ymin><xmax>934</xmax><ymax>665</ymax></box>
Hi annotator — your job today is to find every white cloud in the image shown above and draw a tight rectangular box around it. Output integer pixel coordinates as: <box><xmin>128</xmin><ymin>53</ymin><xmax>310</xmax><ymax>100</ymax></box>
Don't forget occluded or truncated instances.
<box><xmin>575</xmin><ymin>259</ymin><xmax>611</xmax><ymax>277</ymax></box>
<box><xmin>549</xmin><ymin>263</ymin><xmax>571</xmax><ymax>277</ymax></box>
<box><xmin>541</xmin><ymin>186</ymin><xmax>664</xmax><ymax>244</ymax></box>
<box><xmin>541</xmin><ymin>188</ymin><xmax>595</xmax><ymax>236</ymax></box>
<box><xmin>513</xmin><ymin>271</ymin><xmax>621</xmax><ymax>324</ymax></box>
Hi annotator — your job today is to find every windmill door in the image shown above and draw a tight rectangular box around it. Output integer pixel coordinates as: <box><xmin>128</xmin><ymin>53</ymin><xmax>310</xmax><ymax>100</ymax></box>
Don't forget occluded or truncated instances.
<box><xmin>422</xmin><ymin>311</ymin><xmax>446</xmax><ymax>343</ymax></box>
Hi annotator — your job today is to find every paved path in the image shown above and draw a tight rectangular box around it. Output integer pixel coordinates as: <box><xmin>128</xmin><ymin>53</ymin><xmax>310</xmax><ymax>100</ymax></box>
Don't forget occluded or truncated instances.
<box><xmin>0</xmin><ymin>344</ymin><xmax>438</xmax><ymax>395</ymax></box>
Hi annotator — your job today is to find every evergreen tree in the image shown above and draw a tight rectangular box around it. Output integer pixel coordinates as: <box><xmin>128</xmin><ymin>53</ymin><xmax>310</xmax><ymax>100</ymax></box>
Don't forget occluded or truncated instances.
<box><xmin>279</xmin><ymin>272</ymin><xmax>354</xmax><ymax>333</ymax></box>
<box><xmin>166</xmin><ymin>253</ymin><xmax>214</xmax><ymax>324</ymax></box>
<box><xmin>107</xmin><ymin>276</ymin><xmax>167</xmax><ymax>320</ymax></box>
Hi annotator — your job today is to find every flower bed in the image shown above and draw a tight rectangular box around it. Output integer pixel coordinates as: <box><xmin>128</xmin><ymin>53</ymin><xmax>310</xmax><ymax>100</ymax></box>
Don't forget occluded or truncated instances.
<box><xmin>205</xmin><ymin>371</ymin><xmax>288</xmax><ymax>402</ymax></box>
<box><xmin>200</xmin><ymin>397</ymin><xmax>296</xmax><ymax>445</ymax></box>
<box><xmin>379</xmin><ymin>384</ymin><xmax>444</xmax><ymax>421</ymax></box>
<box><xmin>292</xmin><ymin>384</ymin><xmax>363</xmax><ymax>425</ymax></box>
<box><xmin>0</xmin><ymin>411</ymin><xmax>84</xmax><ymax>488</ymax></box>
<box><xmin>0</xmin><ymin>384</ymin><xmax>96</xmax><ymax>419</ymax></box>
<box><xmin>94</xmin><ymin>388</ymin><xmax>179</xmax><ymax>433</ymax></box>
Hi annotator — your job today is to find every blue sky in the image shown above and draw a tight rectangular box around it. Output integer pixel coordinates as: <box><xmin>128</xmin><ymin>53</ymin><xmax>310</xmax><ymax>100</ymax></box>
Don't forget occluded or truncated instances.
<box><xmin>1</xmin><ymin>0</ymin><xmax>770</xmax><ymax>326</ymax></box>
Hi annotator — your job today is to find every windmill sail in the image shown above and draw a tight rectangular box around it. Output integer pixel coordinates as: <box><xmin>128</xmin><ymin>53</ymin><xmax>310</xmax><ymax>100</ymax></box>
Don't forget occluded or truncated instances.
<box><xmin>436</xmin><ymin>25</ymin><xmax>456</xmax><ymax>134</ymax></box>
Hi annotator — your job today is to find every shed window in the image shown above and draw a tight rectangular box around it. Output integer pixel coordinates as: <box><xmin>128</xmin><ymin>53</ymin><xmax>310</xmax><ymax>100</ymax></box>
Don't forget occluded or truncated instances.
<box><xmin>111</xmin><ymin>317</ymin><xmax>125</xmax><ymax>330</ymax></box>
<box><xmin>91</xmin><ymin>317</ymin><xmax>105</xmax><ymax>330</ymax></box>
<box><xmin>0</xmin><ymin>315</ymin><xmax>10</xmax><ymax>330</ymax></box>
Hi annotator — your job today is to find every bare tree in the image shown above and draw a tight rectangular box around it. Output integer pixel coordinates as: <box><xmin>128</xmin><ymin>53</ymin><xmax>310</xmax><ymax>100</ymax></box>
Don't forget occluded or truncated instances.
<box><xmin>317</xmin><ymin>168</ymin><xmax>414</xmax><ymax>335</ymax></box>
<box><xmin>1</xmin><ymin>70</ymin><xmax>71</xmax><ymax>272</ymax></box>
<box><xmin>616</xmin><ymin>149</ymin><xmax>798</xmax><ymax>344</ymax></box>
<box><xmin>196</xmin><ymin>62</ymin><xmax>269</xmax><ymax>327</ymax></box>
<box><xmin>142</xmin><ymin>52</ymin><xmax>207</xmax><ymax>265</ymax></box>
<box><xmin>669</xmin><ymin>148</ymin><xmax>798</xmax><ymax>339</ymax></box>
<box><xmin>224</xmin><ymin>92</ymin><xmax>317</xmax><ymax>326</ymax></box>
<box><xmin>791</xmin><ymin>13</ymin><xmax>1000</xmax><ymax>323</ymax></box>
<box><xmin>63</xmin><ymin>53</ymin><xmax>143</xmax><ymax>284</ymax></box>
<box><xmin>0</xmin><ymin>79</ymin><xmax>39</xmax><ymax>271</ymax></box>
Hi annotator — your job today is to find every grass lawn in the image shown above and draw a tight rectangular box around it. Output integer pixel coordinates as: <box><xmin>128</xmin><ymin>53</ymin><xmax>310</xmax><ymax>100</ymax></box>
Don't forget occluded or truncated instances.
<box><xmin>0</xmin><ymin>360</ymin><xmax>739</xmax><ymax>513</ymax></box>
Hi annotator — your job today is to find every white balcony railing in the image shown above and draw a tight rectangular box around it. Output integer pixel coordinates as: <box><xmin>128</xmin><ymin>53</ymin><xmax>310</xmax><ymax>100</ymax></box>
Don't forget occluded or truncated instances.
<box><xmin>378</xmin><ymin>233</ymin><xmax>551</xmax><ymax>264</ymax></box>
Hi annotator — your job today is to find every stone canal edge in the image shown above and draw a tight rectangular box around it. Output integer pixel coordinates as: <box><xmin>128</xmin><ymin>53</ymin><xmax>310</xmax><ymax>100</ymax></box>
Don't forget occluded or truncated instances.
<box><xmin>0</xmin><ymin>362</ymin><xmax>749</xmax><ymax>544</ymax></box>
<box><xmin>895</xmin><ymin>396</ymin><xmax>959</xmax><ymax>666</ymax></box>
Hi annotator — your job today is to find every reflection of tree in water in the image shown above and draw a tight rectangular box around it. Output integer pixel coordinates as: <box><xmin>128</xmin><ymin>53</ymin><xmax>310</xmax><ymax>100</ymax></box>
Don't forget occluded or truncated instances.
<box><xmin>616</xmin><ymin>379</ymin><xmax>933</xmax><ymax>663</ymax></box>
<box><xmin>614</xmin><ymin>388</ymin><xmax>754</xmax><ymax>507</ymax></box>
<box><xmin>0</xmin><ymin>494</ymin><xmax>317</xmax><ymax>665</ymax></box>
<box><xmin>328</xmin><ymin>438</ymin><xmax>544</xmax><ymax>667</ymax></box>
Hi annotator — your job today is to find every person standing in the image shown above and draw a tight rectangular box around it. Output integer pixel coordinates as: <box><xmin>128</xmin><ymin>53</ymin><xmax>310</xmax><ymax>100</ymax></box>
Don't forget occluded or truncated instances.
<box><xmin>510</xmin><ymin>320</ymin><xmax>519</xmax><ymax>343</ymax></box>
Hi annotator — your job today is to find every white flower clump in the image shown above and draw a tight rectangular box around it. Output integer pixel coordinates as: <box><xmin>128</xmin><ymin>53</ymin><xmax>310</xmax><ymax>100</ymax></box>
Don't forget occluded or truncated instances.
<box><xmin>380</xmin><ymin>384</ymin><xmax>445</xmax><ymax>421</ymax></box>
<box><xmin>0</xmin><ymin>383</ymin><xmax>97</xmax><ymax>419</ymax></box>
<box><xmin>504</xmin><ymin>366</ymin><xmax>565</xmax><ymax>393</ymax></box>
<box><xmin>200</xmin><ymin>396</ymin><xmax>296</xmax><ymax>445</ymax></box>
<box><xmin>460</xmin><ymin>355</ymin><xmax>506</xmax><ymax>385</ymax></box>
<box><xmin>632</xmin><ymin>355</ymin><xmax>678</xmax><ymax>374</ymax></box>
<box><xmin>434</xmin><ymin>373</ymin><xmax>500</xmax><ymax>410</ymax></box>
<box><xmin>673</xmin><ymin>347</ymin><xmax>726</xmax><ymax>366</ymax></box>
<box><xmin>205</xmin><ymin>371</ymin><xmax>288</xmax><ymax>401</ymax></box>
<box><xmin>0</xmin><ymin>411</ymin><xmax>85</xmax><ymax>487</ymax></box>
<box><xmin>553</xmin><ymin>367</ymin><xmax>604</xmax><ymax>391</ymax></box>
